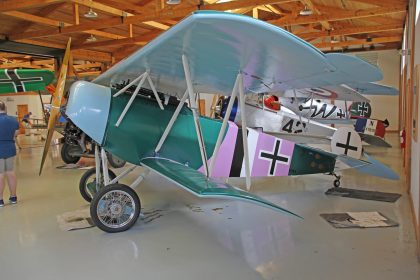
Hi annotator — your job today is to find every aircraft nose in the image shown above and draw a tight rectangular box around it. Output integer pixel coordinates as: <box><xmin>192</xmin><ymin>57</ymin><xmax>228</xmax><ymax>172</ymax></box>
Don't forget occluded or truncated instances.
<box><xmin>65</xmin><ymin>81</ymin><xmax>111</xmax><ymax>145</ymax></box>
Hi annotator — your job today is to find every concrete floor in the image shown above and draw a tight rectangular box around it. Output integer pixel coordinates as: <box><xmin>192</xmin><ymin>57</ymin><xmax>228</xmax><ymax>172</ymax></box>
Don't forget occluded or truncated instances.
<box><xmin>0</xmin><ymin>134</ymin><xmax>419</xmax><ymax>280</ymax></box>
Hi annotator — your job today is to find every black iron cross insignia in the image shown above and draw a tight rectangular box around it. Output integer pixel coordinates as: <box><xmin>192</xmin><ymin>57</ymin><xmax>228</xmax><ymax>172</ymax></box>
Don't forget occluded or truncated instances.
<box><xmin>259</xmin><ymin>139</ymin><xmax>290</xmax><ymax>176</ymax></box>
<box><xmin>0</xmin><ymin>69</ymin><xmax>43</xmax><ymax>92</ymax></box>
<box><xmin>336</xmin><ymin>132</ymin><xmax>358</xmax><ymax>155</ymax></box>
<box><xmin>357</xmin><ymin>102</ymin><xmax>369</xmax><ymax>117</ymax></box>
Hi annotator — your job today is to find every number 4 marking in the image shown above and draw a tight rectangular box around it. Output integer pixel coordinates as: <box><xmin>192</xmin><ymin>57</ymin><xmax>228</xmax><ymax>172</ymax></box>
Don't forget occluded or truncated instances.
<box><xmin>282</xmin><ymin>119</ymin><xmax>306</xmax><ymax>134</ymax></box>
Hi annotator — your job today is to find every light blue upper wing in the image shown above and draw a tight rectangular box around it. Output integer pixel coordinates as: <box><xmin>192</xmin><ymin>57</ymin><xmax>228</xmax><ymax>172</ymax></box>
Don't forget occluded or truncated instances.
<box><xmin>346</xmin><ymin>82</ymin><xmax>399</xmax><ymax>96</ymax></box>
<box><xmin>94</xmin><ymin>11</ymin><xmax>382</xmax><ymax>97</ymax></box>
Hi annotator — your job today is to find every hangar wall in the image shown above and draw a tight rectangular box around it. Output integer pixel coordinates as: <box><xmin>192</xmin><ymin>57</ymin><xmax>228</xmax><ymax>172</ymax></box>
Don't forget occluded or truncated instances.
<box><xmin>360</xmin><ymin>50</ymin><xmax>401</xmax><ymax>131</ymax></box>
<box><xmin>0</xmin><ymin>94</ymin><xmax>50</xmax><ymax>121</ymax></box>
<box><xmin>409</xmin><ymin>0</ymin><xmax>420</xmax><ymax>243</ymax></box>
<box><xmin>335</xmin><ymin>50</ymin><xmax>401</xmax><ymax>131</ymax></box>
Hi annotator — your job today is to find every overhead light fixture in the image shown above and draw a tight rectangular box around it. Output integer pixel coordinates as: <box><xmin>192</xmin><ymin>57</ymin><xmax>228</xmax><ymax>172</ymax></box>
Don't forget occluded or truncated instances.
<box><xmin>84</xmin><ymin>8</ymin><xmax>98</xmax><ymax>18</ymax></box>
<box><xmin>299</xmin><ymin>5</ymin><xmax>313</xmax><ymax>16</ymax></box>
<box><xmin>86</xmin><ymin>34</ymin><xmax>97</xmax><ymax>42</ymax></box>
<box><xmin>166</xmin><ymin>0</ymin><xmax>181</xmax><ymax>4</ymax></box>
<box><xmin>331</xmin><ymin>38</ymin><xmax>339</xmax><ymax>44</ymax></box>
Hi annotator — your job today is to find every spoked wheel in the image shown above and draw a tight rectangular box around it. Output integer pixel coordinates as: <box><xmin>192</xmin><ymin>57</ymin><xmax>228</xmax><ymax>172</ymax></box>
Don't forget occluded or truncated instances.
<box><xmin>90</xmin><ymin>184</ymin><xmax>141</xmax><ymax>233</ymax></box>
<box><xmin>79</xmin><ymin>168</ymin><xmax>117</xmax><ymax>202</ymax></box>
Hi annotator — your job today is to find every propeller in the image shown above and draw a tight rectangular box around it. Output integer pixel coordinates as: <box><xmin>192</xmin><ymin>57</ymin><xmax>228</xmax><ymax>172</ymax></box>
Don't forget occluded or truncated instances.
<box><xmin>39</xmin><ymin>38</ymin><xmax>71</xmax><ymax>175</ymax></box>
<box><xmin>209</xmin><ymin>94</ymin><xmax>221</xmax><ymax>118</ymax></box>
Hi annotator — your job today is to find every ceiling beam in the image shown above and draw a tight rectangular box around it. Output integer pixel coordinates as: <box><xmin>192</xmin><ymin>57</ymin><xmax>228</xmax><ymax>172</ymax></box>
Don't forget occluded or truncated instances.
<box><xmin>97</xmin><ymin>0</ymin><xmax>146</xmax><ymax>14</ymax></box>
<box><xmin>72</xmin><ymin>49</ymin><xmax>112</xmax><ymax>62</ymax></box>
<box><xmin>270</xmin><ymin>4</ymin><xmax>407</xmax><ymax>27</ymax></box>
<box><xmin>73</xmin><ymin>62</ymin><xmax>102</xmax><ymax>69</ymax></box>
<box><xmin>0</xmin><ymin>0</ymin><xmax>64</xmax><ymax>12</ymax></box>
<box><xmin>9</xmin><ymin>38</ymin><xmax>112</xmax><ymax>62</ymax></box>
<box><xmin>77</xmin><ymin>71</ymin><xmax>101</xmax><ymax>77</ymax></box>
<box><xmin>71</xmin><ymin>0</ymin><xmax>170</xmax><ymax>30</ymax></box>
<box><xmin>3</xmin><ymin>11</ymin><xmax>126</xmax><ymax>40</ymax></box>
<box><xmin>112</xmin><ymin>44</ymin><xmax>141</xmax><ymax>61</ymax></box>
<box><xmin>10</xmin><ymin>2</ymin><xmax>66</xmax><ymax>34</ymax></box>
<box><xmin>300</xmin><ymin>0</ymin><xmax>331</xmax><ymax>30</ymax></box>
<box><xmin>348</xmin><ymin>0</ymin><xmax>407</xmax><ymax>7</ymax></box>
<box><xmin>299</xmin><ymin>24</ymin><xmax>403</xmax><ymax>40</ymax></box>
<box><xmin>73</xmin><ymin>31</ymin><xmax>160</xmax><ymax>49</ymax></box>
<box><xmin>0</xmin><ymin>59</ymin><xmax>54</xmax><ymax>69</ymax></box>
<box><xmin>313</xmin><ymin>35</ymin><xmax>402</xmax><ymax>49</ymax></box>
<box><xmin>8</xmin><ymin>0</ymin><xmax>297</xmax><ymax>40</ymax></box>
<box><xmin>323</xmin><ymin>42</ymin><xmax>401</xmax><ymax>53</ymax></box>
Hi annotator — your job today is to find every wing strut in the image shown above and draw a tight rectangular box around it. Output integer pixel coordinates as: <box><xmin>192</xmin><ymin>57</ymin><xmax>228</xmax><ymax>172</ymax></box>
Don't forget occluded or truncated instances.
<box><xmin>182</xmin><ymin>54</ymin><xmax>209</xmax><ymax>177</ymax></box>
<box><xmin>114</xmin><ymin>71</ymin><xmax>164</xmax><ymax>127</ymax></box>
<box><xmin>154</xmin><ymin>89</ymin><xmax>189</xmax><ymax>153</ymax></box>
<box><xmin>207</xmin><ymin>72</ymin><xmax>251</xmax><ymax>189</ymax></box>
<box><xmin>238</xmin><ymin>74</ymin><xmax>251</xmax><ymax>190</ymax></box>
<box><xmin>209</xmin><ymin>73</ymin><xmax>240</xmax><ymax>177</ymax></box>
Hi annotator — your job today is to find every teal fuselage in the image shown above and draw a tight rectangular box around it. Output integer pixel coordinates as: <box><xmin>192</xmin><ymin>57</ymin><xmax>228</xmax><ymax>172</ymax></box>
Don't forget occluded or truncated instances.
<box><xmin>100</xmin><ymin>93</ymin><xmax>336</xmax><ymax>177</ymax></box>
<box><xmin>103</xmin><ymin>94</ymin><xmax>220</xmax><ymax>169</ymax></box>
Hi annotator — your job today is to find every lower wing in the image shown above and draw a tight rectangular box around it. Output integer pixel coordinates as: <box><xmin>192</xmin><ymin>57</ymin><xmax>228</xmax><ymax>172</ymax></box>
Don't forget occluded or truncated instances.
<box><xmin>140</xmin><ymin>157</ymin><xmax>302</xmax><ymax>218</ymax></box>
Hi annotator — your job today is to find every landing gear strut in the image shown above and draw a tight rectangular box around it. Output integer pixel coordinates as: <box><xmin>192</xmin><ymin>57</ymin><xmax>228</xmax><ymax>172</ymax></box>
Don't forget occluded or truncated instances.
<box><xmin>330</xmin><ymin>172</ymin><xmax>341</xmax><ymax>188</ymax></box>
<box><xmin>86</xmin><ymin>146</ymin><xmax>149</xmax><ymax>233</ymax></box>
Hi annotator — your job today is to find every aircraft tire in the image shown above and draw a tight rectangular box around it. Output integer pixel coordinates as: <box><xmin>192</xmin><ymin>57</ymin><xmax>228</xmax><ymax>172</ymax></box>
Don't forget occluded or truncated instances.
<box><xmin>90</xmin><ymin>184</ymin><xmax>141</xmax><ymax>233</ymax></box>
<box><xmin>333</xmin><ymin>179</ymin><xmax>341</xmax><ymax>188</ymax></box>
<box><xmin>106</xmin><ymin>153</ymin><xmax>126</xmax><ymax>168</ymax></box>
<box><xmin>61</xmin><ymin>143</ymin><xmax>81</xmax><ymax>164</ymax></box>
<box><xmin>79</xmin><ymin>168</ymin><xmax>117</xmax><ymax>202</ymax></box>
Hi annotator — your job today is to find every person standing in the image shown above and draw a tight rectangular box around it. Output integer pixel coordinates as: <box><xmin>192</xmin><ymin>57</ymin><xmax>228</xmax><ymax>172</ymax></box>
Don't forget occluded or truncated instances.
<box><xmin>0</xmin><ymin>101</ymin><xmax>19</xmax><ymax>207</ymax></box>
<box><xmin>22</xmin><ymin>111</ymin><xmax>32</xmax><ymax>136</ymax></box>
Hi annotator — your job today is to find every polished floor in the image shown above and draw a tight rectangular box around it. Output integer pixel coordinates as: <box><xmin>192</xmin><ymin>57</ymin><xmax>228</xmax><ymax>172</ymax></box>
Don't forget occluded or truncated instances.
<box><xmin>0</xmin><ymin>134</ymin><xmax>419</xmax><ymax>280</ymax></box>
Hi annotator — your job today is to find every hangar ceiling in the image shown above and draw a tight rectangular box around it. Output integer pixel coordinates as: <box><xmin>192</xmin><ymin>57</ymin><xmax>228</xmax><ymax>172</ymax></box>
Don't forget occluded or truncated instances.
<box><xmin>0</xmin><ymin>0</ymin><xmax>408</xmax><ymax>76</ymax></box>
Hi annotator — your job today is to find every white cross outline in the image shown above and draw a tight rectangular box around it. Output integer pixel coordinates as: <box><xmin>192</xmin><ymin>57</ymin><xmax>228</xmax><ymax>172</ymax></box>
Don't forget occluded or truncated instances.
<box><xmin>258</xmin><ymin>139</ymin><xmax>291</xmax><ymax>176</ymax></box>
<box><xmin>0</xmin><ymin>69</ymin><xmax>43</xmax><ymax>92</ymax></box>
<box><xmin>357</xmin><ymin>102</ymin><xmax>369</xmax><ymax>117</ymax></box>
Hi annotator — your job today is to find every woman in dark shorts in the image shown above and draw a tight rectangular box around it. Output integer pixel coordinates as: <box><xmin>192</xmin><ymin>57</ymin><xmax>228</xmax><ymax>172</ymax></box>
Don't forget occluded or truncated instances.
<box><xmin>0</xmin><ymin>101</ymin><xmax>19</xmax><ymax>207</ymax></box>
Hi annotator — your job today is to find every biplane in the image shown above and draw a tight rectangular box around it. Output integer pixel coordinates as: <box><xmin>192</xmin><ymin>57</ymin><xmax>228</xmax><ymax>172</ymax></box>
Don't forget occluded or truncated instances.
<box><xmin>31</xmin><ymin>11</ymin><xmax>399</xmax><ymax>233</ymax></box>
<box><xmin>216</xmin><ymin>94</ymin><xmax>393</xmax><ymax>148</ymax></box>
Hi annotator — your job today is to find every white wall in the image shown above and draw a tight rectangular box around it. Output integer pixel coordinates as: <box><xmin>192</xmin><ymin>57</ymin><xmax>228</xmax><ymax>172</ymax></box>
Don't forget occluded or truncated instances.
<box><xmin>343</xmin><ymin>50</ymin><xmax>401</xmax><ymax>131</ymax></box>
<box><xmin>0</xmin><ymin>94</ymin><xmax>50</xmax><ymax>121</ymax></box>
<box><xmin>410</xmin><ymin>0</ymin><xmax>420</xmax><ymax>227</ymax></box>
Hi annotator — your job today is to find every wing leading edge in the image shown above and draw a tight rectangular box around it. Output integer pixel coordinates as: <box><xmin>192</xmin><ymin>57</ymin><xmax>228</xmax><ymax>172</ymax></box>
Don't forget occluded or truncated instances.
<box><xmin>140</xmin><ymin>157</ymin><xmax>302</xmax><ymax>218</ymax></box>
<box><xmin>94</xmin><ymin>11</ymin><xmax>382</xmax><ymax>98</ymax></box>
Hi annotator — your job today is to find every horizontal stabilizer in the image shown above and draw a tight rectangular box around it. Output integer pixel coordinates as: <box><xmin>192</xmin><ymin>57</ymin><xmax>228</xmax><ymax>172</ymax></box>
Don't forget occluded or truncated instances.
<box><xmin>266</xmin><ymin>132</ymin><xmax>332</xmax><ymax>145</ymax></box>
<box><xmin>347</xmin><ymin>82</ymin><xmax>399</xmax><ymax>96</ymax></box>
<box><xmin>310</xmin><ymin>118</ymin><xmax>355</xmax><ymax>125</ymax></box>
<box><xmin>335</xmin><ymin>154</ymin><xmax>370</xmax><ymax>170</ymax></box>
<box><xmin>140</xmin><ymin>157</ymin><xmax>302</xmax><ymax>218</ymax></box>
<box><xmin>359</xmin><ymin>133</ymin><xmax>392</xmax><ymax>148</ymax></box>
<box><xmin>355</xmin><ymin>153</ymin><xmax>399</xmax><ymax>180</ymax></box>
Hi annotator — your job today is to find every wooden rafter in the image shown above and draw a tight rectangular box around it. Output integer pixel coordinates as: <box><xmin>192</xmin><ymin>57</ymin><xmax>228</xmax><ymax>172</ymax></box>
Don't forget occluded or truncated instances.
<box><xmin>3</xmin><ymin>11</ymin><xmax>126</xmax><ymax>40</ymax></box>
<box><xmin>73</xmin><ymin>31</ymin><xmax>160</xmax><ymax>49</ymax></box>
<box><xmin>299</xmin><ymin>24</ymin><xmax>403</xmax><ymax>40</ymax></box>
<box><xmin>0</xmin><ymin>0</ymin><xmax>408</xmax><ymax>59</ymax></box>
<box><xmin>323</xmin><ymin>42</ymin><xmax>402</xmax><ymax>53</ymax></box>
<box><xmin>0</xmin><ymin>0</ymin><xmax>64</xmax><ymax>12</ymax></box>
<box><xmin>8</xmin><ymin>0</ymin><xmax>297</xmax><ymax>40</ymax></box>
<box><xmin>300</xmin><ymin>0</ymin><xmax>331</xmax><ymax>30</ymax></box>
<box><xmin>269</xmin><ymin>4</ymin><xmax>407</xmax><ymax>26</ymax></box>
<box><xmin>70</xmin><ymin>0</ymin><xmax>170</xmax><ymax>30</ymax></box>
<box><xmin>10</xmin><ymin>2</ymin><xmax>66</xmax><ymax>34</ymax></box>
<box><xmin>314</xmin><ymin>35</ymin><xmax>402</xmax><ymax>49</ymax></box>
<box><xmin>348</xmin><ymin>0</ymin><xmax>407</xmax><ymax>7</ymax></box>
